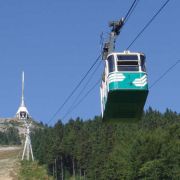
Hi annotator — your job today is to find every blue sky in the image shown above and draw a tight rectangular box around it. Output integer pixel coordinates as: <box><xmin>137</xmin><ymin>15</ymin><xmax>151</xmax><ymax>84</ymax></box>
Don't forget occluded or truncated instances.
<box><xmin>0</xmin><ymin>0</ymin><xmax>179</xmax><ymax>124</ymax></box>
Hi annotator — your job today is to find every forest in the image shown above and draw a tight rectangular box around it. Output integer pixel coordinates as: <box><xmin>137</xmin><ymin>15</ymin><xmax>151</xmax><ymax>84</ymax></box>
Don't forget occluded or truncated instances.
<box><xmin>31</xmin><ymin>107</ymin><xmax>180</xmax><ymax>179</ymax></box>
<box><xmin>0</xmin><ymin>127</ymin><xmax>21</xmax><ymax>145</ymax></box>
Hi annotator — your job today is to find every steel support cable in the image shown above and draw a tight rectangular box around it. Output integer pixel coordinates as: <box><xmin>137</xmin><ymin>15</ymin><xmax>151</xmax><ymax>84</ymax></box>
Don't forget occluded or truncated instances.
<box><xmin>145</xmin><ymin>60</ymin><xmax>180</xmax><ymax>109</ymax></box>
<box><xmin>62</xmin><ymin>34</ymin><xmax>103</xmax><ymax>121</ymax></box>
<box><xmin>62</xmin><ymin>1</ymin><xmax>141</xmax><ymax>120</ymax></box>
<box><xmin>62</xmin><ymin>61</ymin><xmax>102</xmax><ymax>120</ymax></box>
<box><xmin>102</xmin><ymin>0</ymin><xmax>139</xmax><ymax>41</ymax></box>
<box><xmin>124</xmin><ymin>0</ymin><xmax>140</xmax><ymax>24</ymax></box>
<box><xmin>62</xmin><ymin>79</ymin><xmax>101</xmax><ymax>120</ymax></box>
<box><xmin>47</xmin><ymin>54</ymin><xmax>101</xmax><ymax>125</ymax></box>
<box><xmin>127</xmin><ymin>0</ymin><xmax>170</xmax><ymax>49</ymax></box>
<box><xmin>47</xmin><ymin>0</ymin><xmax>146</xmax><ymax>124</ymax></box>
<box><xmin>62</xmin><ymin>59</ymin><xmax>180</xmax><ymax>121</ymax></box>
<box><xmin>149</xmin><ymin>60</ymin><xmax>180</xmax><ymax>89</ymax></box>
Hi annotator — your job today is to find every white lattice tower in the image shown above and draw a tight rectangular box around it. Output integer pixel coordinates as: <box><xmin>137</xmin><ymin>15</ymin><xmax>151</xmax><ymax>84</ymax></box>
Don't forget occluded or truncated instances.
<box><xmin>22</xmin><ymin>120</ymin><xmax>34</xmax><ymax>161</ymax></box>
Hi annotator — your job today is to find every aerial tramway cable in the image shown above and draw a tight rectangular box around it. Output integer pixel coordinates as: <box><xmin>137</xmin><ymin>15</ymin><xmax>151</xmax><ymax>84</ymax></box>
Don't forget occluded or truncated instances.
<box><xmin>62</xmin><ymin>61</ymin><xmax>102</xmax><ymax>120</ymax></box>
<box><xmin>62</xmin><ymin>79</ymin><xmax>101</xmax><ymax>121</ymax></box>
<box><xmin>127</xmin><ymin>0</ymin><xmax>170</xmax><ymax>49</ymax></box>
<box><xmin>48</xmin><ymin>0</ymin><xmax>171</xmax><ymax>124</ymax></box>
<box><xmin>58</xmin><ymin>0</ymin><xmax>175</xmax><ymax>122</ymax></box>
<box><xmin>60</xmin><ymin>0</ymin><xmax>142</xmax><ymax>121</ymax></box>
<box><xmin>62</xmin><ymin>58</ymin><xmax>180</xmax><ymax>121</ymax></box>
<box><xmin>124</xmin><ymin>0</ymin><xmax>140</xmax><ymax>24</ymax></box>
<box><xmin>47</xmin><ymin>54</ymin><xmax>101</xmax><ymax>125</ymax></box>
<box><xmin>47</xmin><ymin>0</ymin><xmax>140</xmax><ymax>125</ymax></box>
<box><xmin>149</xmin><ymin>60</ymin><xmax>180</xmax><ymax>89</ymax></box>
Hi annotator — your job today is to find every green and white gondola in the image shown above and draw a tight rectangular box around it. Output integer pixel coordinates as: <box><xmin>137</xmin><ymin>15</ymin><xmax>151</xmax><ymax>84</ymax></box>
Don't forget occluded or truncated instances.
<box><xmin>100</xmin><ymin>51</ymin><xmax>148</xmax><ymax>121</ymax></box>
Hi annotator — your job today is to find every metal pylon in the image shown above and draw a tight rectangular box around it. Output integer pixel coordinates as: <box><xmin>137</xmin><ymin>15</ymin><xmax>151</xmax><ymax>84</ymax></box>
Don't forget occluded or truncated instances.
<box><xmin>22</xmin><ymin>121</ymin><xmax>34</xmax><ymax>161</ymax></box>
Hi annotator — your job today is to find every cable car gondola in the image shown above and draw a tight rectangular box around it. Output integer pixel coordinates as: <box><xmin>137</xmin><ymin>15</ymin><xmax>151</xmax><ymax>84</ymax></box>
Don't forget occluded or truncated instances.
<box><xmin>100</xmin><ymin>51</ymin><xmax>148</xmax><ymax>121</ymax></box>
<box><xmin>100</xmin><ymin>18</ymin><xmax>148</xmax><ymax>121</ymax></box>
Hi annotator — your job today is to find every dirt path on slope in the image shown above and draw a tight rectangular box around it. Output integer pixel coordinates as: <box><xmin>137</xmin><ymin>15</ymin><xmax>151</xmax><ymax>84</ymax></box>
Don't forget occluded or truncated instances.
<box><xmin>0</xmin><ymin>146</ymin><xmax>21</xmax><ymax>180</ymax></box>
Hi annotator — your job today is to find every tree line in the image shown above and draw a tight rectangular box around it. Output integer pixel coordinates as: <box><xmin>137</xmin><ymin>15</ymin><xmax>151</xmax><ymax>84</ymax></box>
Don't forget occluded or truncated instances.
<box><xmin>31</xmin><ymin>107</ymin><xmax>180</xmax><ymax>179</ymax></box>
<box><xmin>0</xmin><ymin>127</ymin><xmax>21</xmax><ymax>145</ymax></box>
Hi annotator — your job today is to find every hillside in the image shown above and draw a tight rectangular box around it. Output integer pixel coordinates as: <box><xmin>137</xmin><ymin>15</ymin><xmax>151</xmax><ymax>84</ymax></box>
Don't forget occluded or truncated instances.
<box><xmin>0</xmin><ymin>118</ymin><xmax>24</xmax><ymax>134</ymax></box>
<box><xmin>0</xmin><ymin>117</ymin><xmax>42</xmax><ymax>146</ymax></box>
<box><xmin>0</xmin><ymin>117</ymin><xmax>42</xmax><ymax>135</ymax></box>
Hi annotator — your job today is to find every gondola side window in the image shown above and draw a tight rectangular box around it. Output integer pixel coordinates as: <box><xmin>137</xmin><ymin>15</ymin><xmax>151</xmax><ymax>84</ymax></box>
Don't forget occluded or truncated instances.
<box><xmin>107</xmin><ymin>55</ymin><xmax>115</xmax><ymax>73</ymax></box>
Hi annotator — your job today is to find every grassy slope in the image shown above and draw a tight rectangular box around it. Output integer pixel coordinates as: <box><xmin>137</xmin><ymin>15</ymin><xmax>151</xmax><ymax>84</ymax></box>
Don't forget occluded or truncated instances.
<box><xmin>19</xmin><ymin>161</ymin><xmax>53</xmax><ymax>180</ymax></box>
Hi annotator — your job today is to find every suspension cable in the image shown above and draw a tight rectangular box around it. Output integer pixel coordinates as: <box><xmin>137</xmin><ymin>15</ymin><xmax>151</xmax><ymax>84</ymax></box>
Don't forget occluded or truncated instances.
<box><xmin>62</xmin><ymin>61</ymin><xmax>102</xmax><ymax>120</ymax></box>
<box><xmin>47</xmin><ymin>0</ymin><xmax>141</xmax><ymax>124</ymax></box>
<box><xmin>124</xmin><ymin>0</ymin><xmax>140</xmax><ymax>24</ymax></box>
<box><xmin>47</xmin><ymin>54</ymin><xmax>101</xmax><ymax>125</ymax></box>
<box><xmin>127</xmin><ymin>0</ymin><xmax>170</xmax><ymax>49</ymax></box>
<box><xmin>150</xmin><ymin>60</ymin><xmax>180</xmax><ymax>89</ymax></box>
<box><xmin>62</xmin><ymin>79</ymin><xmax>101</xmax><ymax>121</ymax></box>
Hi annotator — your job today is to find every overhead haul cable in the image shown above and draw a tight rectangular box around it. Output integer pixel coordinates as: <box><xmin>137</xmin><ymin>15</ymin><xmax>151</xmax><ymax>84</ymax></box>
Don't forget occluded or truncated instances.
<box><xmin>62</xmin><ymin>61</ymin><xmax>102</xmax><ymax>120</ymax></box>
<box><xmin>60</xmin><ymin>0</ymin><xmax>142</xmax><ymax>121</ymax></box>
<box><xmin>47</xmin><ymin>0</ymin><xmax>141</xmax><ymax>124</ymax></box>
<box><xmin>47</xmin><ymin>54</ymin><xmax>101</xmax><ymax>125</ymax></box>
<box><xmin>124</xmin><ymin>0</ymin><xmax>140</xmax><ymax>24</ymax></box>
<box><xmin>62</xmin><ymin>0</ymin><xmax>176</xmax><ymax>120</ymax></box>
<box><xmin>63</xmin><ymin>59</ymin><xmax>180</xmax><ymax>120</ymax></box>
<box><xmin>127</xmin><ymin>0</ymin><xmax>170</xmax><ymax>49</ymax></box>
<box><xmin>150</xmin><ymin>60</ymin><xmax>180</xmax><ymax>89</ymax></box>
<box><xmin>63</xmin><ymin>79</ymin><xmax>101</xmax><ymax>120</ymax></box>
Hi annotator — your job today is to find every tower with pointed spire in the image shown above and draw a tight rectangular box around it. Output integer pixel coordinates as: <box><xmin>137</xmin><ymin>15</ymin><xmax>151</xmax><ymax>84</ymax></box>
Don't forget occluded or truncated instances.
<box><xmin>16</xmin><ymin>71</ymin><xmax>30</xmax><ymax>119</ymax></box>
